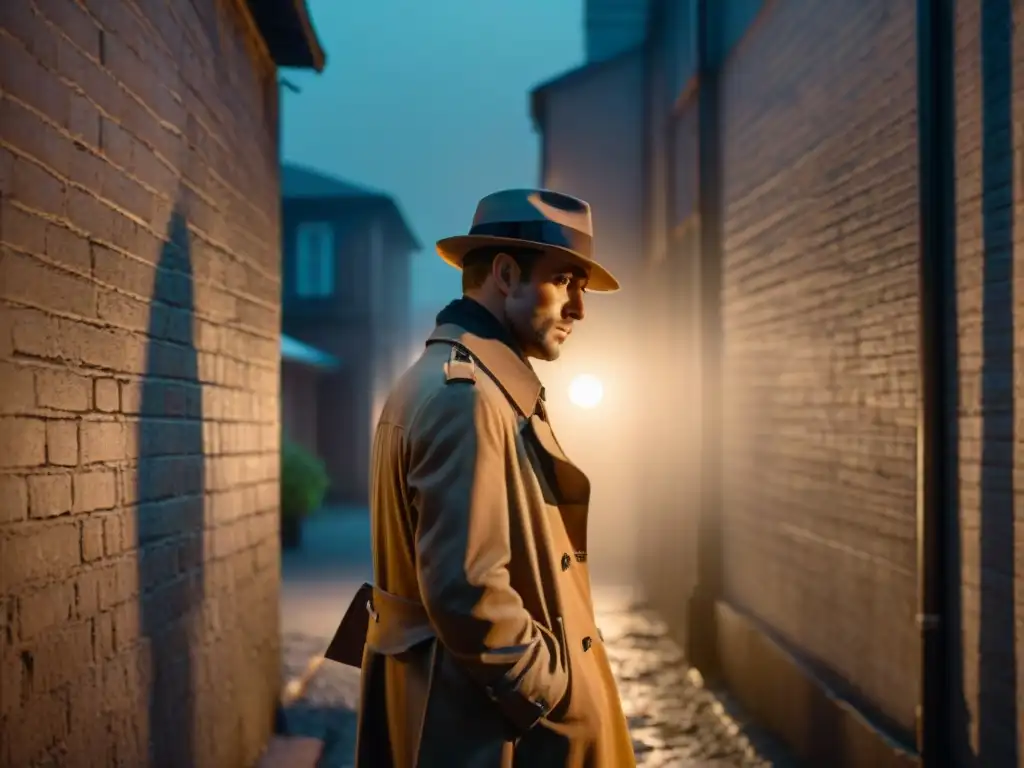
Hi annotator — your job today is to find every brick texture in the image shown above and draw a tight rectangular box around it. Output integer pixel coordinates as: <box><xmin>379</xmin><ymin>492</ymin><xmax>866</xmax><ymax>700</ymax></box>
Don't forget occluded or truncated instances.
<box><xmin>952</xmin><ymin>0</ymin><xmax>1021</xmax><ymax>763</ymax></box>
<box><xmin>0</xmin><ymin>1</ymin><xmax>283</xmax><ymax>766</ymax></box>
<box><xmin>628</xmin><ymin>0</ymin><xmax>1024</xmax><ymax>761</ymax></box>
<box><xmin>716</xmin><ymin>0</ymin><xmax>920</xmax><ymax>734</ymax></box>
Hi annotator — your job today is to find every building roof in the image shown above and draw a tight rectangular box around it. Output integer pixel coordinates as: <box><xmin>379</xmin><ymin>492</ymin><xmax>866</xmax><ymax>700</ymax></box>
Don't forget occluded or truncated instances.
<box><xmin>248</xmin><ymin>0</ymin><xmax>326</xmax><ymax>71</ymax></box>
<box><xmin>282</xmin><ymin>164</ymin><xmax>390</xmax><ymax>200</ymax></box>
<box><xmin>281</xmin><ymin>334</ymin><xmax>340</xmax><ymax>369</ymax></box>
<box><xmin>281</xmin><ymin>163</ymin><xmax>423</xmax><ymax>252</ymax></box>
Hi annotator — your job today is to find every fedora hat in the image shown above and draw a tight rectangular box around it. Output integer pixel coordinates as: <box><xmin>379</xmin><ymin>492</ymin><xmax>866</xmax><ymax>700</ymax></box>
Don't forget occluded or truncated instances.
<box><xmin>436</xmin><ymin>189</ymin><xmax>620</xmax><ymax>292</ymax></box>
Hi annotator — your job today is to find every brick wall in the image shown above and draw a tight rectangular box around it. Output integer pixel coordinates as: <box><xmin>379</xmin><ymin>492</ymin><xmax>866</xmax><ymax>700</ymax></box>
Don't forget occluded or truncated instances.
<box><xmin>952</xmin><ymin>0</ymin><xmax>1021</xmax><ymax>762</ymax></box>
<box><xmin>0</xmin><ymin>1</ymin><xmax>283</xmax><ymax>765</ymax></box>
<box><xmin>716</xmin><ymin>0</ymin><xmax>920</xmax><ymax>735</ymax></box>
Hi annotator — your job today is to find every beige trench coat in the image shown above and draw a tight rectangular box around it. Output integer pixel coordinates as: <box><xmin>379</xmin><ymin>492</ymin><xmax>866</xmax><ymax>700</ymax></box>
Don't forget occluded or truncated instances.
<box><xmin>350</xmin><ymin>322</ymin><xmax>634</xmax><ymax>767</ymax></box>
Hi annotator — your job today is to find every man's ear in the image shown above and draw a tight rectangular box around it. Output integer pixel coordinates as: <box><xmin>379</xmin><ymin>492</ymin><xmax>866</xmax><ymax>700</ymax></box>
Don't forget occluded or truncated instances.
<box><xmin>491</xmin><ymin>252</ymin><xmax>520</xmax><ymax>295</ymax></box>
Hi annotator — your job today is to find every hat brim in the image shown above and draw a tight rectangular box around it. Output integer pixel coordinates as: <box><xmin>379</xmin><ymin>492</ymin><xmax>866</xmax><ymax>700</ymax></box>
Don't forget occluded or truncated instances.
<box><xmin>436</xmin><ymin>235</ymin><xmax>620</xmax><ymax>293</ymax></box>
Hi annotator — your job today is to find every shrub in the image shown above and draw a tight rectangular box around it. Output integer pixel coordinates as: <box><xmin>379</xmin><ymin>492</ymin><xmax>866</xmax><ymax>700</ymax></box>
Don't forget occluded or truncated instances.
<box><xmin>280</xmin><ymin>439</ymin><xmax>330</xmax><ymax>521</ymax></box>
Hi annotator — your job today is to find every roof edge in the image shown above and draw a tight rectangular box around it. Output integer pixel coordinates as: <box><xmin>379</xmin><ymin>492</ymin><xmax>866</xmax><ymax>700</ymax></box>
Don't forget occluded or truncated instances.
<box><xmin>529</xmin><ymin>45</ymin><xmax>646</xmax><ymax>130</ymax></box>
<box><xmin>280</xmin><ymin>163</ymin><xmax>422</xmax><ymax>252</ymax></box>
<box><xmin>281</xmin><ymin>162</ymin><xmax>391</xmax><ymax>199</ymax></box>
<box><xmin>386</xmin><ymin>199</ymin><xmax>423</xmax><ymax>253</ymax></box>
<box><xmin>247</xmin><ymin>0</ymin><xmax>326</xmax><ymax>71</ymax></box>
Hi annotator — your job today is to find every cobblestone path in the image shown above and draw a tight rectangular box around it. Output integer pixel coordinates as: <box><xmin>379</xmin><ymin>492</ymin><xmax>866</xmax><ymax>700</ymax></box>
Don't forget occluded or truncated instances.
<box><xmin>279</xmin><ymin>589</ymin><xmax>800</xmax><ymax>767</ymax></box>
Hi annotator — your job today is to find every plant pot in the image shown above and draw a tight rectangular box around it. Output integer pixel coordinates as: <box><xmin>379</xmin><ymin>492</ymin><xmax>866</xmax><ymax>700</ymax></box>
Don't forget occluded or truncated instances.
<box><xmin>281</xmin><ymin>513</ymin><xmax>303</xmax><ymax>550</ymax></box>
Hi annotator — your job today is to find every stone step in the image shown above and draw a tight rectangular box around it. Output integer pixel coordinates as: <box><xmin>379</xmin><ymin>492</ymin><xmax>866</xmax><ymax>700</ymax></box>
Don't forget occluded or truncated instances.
<box><xmin>255</xmin><ymin>735</ymin><xmax>325</xmax><ymax>768</ymax></box>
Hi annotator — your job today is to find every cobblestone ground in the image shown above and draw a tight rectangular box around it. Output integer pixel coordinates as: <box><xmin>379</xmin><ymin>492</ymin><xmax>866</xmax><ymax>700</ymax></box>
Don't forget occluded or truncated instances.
<box><xmin>279</xmin><ymin>589</ymin><xmax>800</xmax><ymax>767</ymax></box>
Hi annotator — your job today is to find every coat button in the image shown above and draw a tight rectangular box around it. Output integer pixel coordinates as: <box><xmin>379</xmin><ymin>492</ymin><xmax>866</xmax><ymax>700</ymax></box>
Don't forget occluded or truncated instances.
<box><xmin>560</xmin><ymin>553</ymin><xmax>571</xmax><ymax>571</ymax></box>
<box><xmin>582</xmin><ymin>636</ymin><xmax>592</xmax><ymax>652</ymax></box>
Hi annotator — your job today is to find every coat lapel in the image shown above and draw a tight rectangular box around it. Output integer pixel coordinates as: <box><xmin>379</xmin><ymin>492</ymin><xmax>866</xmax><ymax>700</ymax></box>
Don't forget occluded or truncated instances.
<box><xmin>526</xmin><ymin>415</ymin><xmax>590</xmax><ymax>506</ymax></box>
<box><xmin>426</xmin><ymin>323</ymin><xmax>591</xmax><ymax>515</ymax></box>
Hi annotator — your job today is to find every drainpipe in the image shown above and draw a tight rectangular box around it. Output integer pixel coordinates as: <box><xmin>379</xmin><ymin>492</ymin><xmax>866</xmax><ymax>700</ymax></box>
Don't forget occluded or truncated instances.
<box><xmin>685</xmin><ymin>0</ymin><xmax>724</xmax><ymax>680</ymax></box>
<box><xmin>915</xmin><ymin>0</ymin><xmax>954</xmax><ymax>763</ymax></box>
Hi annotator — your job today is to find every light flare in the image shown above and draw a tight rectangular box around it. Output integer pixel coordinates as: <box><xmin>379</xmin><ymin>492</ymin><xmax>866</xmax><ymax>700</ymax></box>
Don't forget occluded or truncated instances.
<box><xmin>568</xmin><ymin>374</ymin><xmax>604</xmax><ymax>409</ymax></box>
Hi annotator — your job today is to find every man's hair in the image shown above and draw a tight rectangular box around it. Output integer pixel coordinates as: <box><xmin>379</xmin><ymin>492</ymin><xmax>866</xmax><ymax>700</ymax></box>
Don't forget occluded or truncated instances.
<box><xmin>461</xmin><ymin>246</ymin><xmax>541</xmax><ymax>292</ymax></box>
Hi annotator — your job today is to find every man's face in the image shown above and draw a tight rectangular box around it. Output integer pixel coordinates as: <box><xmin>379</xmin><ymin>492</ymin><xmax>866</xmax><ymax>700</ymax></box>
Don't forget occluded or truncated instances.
<box><xmin>504</xmin><ymin>252</ymin><xmax>588</xmax><ymax>361</ymax></box>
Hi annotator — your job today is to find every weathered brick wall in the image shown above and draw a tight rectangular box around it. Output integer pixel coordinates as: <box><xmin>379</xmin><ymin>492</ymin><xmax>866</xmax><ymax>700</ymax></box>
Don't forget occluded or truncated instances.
<box><xmin>717</xmin><ymin>0</ymin><xmax>920</xmax><ymax>734</ymax></box>
<box><xmin>951</xmin><ymin>0</ymin><xmax>1022</xmax><ymax>762</ymax></box>
<box><xmin>0</xmin><ymin>1</ymin><xmax>282</xmax><ymax>766</ymax></box>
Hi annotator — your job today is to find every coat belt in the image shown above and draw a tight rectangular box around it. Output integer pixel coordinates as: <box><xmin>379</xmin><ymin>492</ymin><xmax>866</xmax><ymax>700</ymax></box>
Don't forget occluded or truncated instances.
<box><xmin>325</xmin><ymin>582</ymin><xmax>436</xmax><ymax>668</ymax></box>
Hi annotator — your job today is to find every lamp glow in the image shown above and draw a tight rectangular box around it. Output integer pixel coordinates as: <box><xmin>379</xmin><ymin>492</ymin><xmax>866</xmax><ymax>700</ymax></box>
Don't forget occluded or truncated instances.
<box><xmin>568</xmin><ymin>374</ymin><xmax>604</xmax><ymax>409</ymax></box>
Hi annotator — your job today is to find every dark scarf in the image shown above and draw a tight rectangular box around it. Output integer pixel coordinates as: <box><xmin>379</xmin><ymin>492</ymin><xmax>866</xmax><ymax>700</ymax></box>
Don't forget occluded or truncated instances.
<box><xmin>434</xmin><ymin>297</ymin><xmax>525</xmax><ymax>360</ymax></box>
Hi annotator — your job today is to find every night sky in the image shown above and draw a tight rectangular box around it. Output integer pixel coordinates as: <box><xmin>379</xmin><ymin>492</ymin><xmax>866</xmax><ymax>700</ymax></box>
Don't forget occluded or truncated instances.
<box><xmin>280</xmin><ymin>0</ymin><xmax>584</xmax><ymax>316</ymax></box>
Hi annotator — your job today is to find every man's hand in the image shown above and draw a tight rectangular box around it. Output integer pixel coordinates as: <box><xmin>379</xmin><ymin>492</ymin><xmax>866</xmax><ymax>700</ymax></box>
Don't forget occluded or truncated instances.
<box><xmin>407</xmin><ymin>380</ymin><xmax>568</xmax><ymax>732</ymax></box>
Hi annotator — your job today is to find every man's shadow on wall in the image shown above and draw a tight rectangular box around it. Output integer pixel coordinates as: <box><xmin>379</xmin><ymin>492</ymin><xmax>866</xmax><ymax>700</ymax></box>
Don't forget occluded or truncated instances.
<box><xmin>137</xmin><ymin>202</ymin><xmax>206</xmax><ymax>767</ymax></box>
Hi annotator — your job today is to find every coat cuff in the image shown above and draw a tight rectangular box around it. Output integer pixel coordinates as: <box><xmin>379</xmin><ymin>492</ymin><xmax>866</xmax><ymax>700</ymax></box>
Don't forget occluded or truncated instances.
<box><xmin>484</xmin><ymin>673</ymin><xmax>551</xmax><ymax>732</ymax></box>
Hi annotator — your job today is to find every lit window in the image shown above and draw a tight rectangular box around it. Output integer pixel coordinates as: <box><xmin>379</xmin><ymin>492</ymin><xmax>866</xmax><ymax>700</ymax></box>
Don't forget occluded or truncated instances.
<box><xmin>295</xmin><ymin>221</ymin><xmax>335</xmax><ymax>297</ymax></box>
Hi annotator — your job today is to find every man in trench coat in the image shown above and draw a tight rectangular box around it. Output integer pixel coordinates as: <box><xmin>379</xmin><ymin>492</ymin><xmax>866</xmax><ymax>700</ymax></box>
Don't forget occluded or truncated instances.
<box><xmin>342</xmin><ymin>189</ymin><xmax>635</xmax><ymax>767</ymax></box>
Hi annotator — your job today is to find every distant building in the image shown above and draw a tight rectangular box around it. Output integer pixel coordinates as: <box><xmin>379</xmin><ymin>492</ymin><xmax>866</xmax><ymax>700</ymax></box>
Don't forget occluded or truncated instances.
<box><xmin>584</xmin><ymin>0</ymin><xmax>649</xmax><ymax>63</ymax></box>
<box><xmin>528</xmin><ymin>41</ymin><xmax>648</xmax><ymax>590</ymax></box>
<box><xmin>280</xmin><ymin>334</ymin><xmax>340</xmax><ymax>460</ymax></box>
<box><xmin>281</xmin><ymin>164</ymin><xmax>420</xmax><ymax>503</ymax></box>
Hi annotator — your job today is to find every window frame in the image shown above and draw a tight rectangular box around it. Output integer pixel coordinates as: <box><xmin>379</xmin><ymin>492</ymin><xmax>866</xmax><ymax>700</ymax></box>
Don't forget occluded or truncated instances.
<box><xmin>295</xmin><ymin>220</ymin><xmax>336</xmax><ymax>298</ymax></box>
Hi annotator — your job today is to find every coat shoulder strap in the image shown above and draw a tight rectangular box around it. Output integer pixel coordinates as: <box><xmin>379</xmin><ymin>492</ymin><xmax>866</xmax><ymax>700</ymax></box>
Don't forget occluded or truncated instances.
<box><xmin>432</xmin><ymin>340</ymin><xmax>527</xmax><ymax>420</ymax></box>
<box><xmin>442</xmin><ymin>343</ymin><xmax>477</xmax><ymax>384</ymax></box>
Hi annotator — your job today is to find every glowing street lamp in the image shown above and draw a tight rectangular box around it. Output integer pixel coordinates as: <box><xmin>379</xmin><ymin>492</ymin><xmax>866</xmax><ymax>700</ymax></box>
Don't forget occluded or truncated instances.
<box><xmin>568</xmin><ymin>374</ymin><xmax>604</xmax><ymax>409</ymax></box>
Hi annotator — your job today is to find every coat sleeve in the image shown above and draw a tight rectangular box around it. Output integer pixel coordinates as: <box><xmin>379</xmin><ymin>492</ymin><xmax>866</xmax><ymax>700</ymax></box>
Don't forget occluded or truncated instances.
<box><xmin>406</xmin><ymin>381</ymin><xmax>568</xmax><ymax>733</ymax></box>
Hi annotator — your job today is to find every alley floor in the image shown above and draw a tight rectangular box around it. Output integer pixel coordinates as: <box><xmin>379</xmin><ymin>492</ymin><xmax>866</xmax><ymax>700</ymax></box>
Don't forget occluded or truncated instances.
<box><xmin>278</xmin><ymin>509</ymin><xmax>799</xmax><ymax>767</ymax></box>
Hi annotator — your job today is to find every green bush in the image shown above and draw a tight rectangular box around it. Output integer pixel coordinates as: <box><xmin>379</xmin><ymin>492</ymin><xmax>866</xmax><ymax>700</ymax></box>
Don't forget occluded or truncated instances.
<box><xmin>280</xmin><ymin>439</ymin><xmax>330</xmax><ymax>521</ymax></box>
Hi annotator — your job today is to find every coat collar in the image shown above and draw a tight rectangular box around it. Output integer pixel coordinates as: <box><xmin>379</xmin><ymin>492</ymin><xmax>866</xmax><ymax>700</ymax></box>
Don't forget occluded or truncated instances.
<box><xmin>427</xmin><ymin>323</ymin><xmax>543</xmax><ymax>418</ymax></box>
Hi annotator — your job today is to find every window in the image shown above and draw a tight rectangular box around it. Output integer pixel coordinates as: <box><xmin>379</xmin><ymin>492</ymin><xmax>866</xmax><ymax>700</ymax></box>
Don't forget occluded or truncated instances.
<box><xmin>295</xmin><ymin>221</ymin><xmax>335</xmax><ymax>297</ymax></box>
